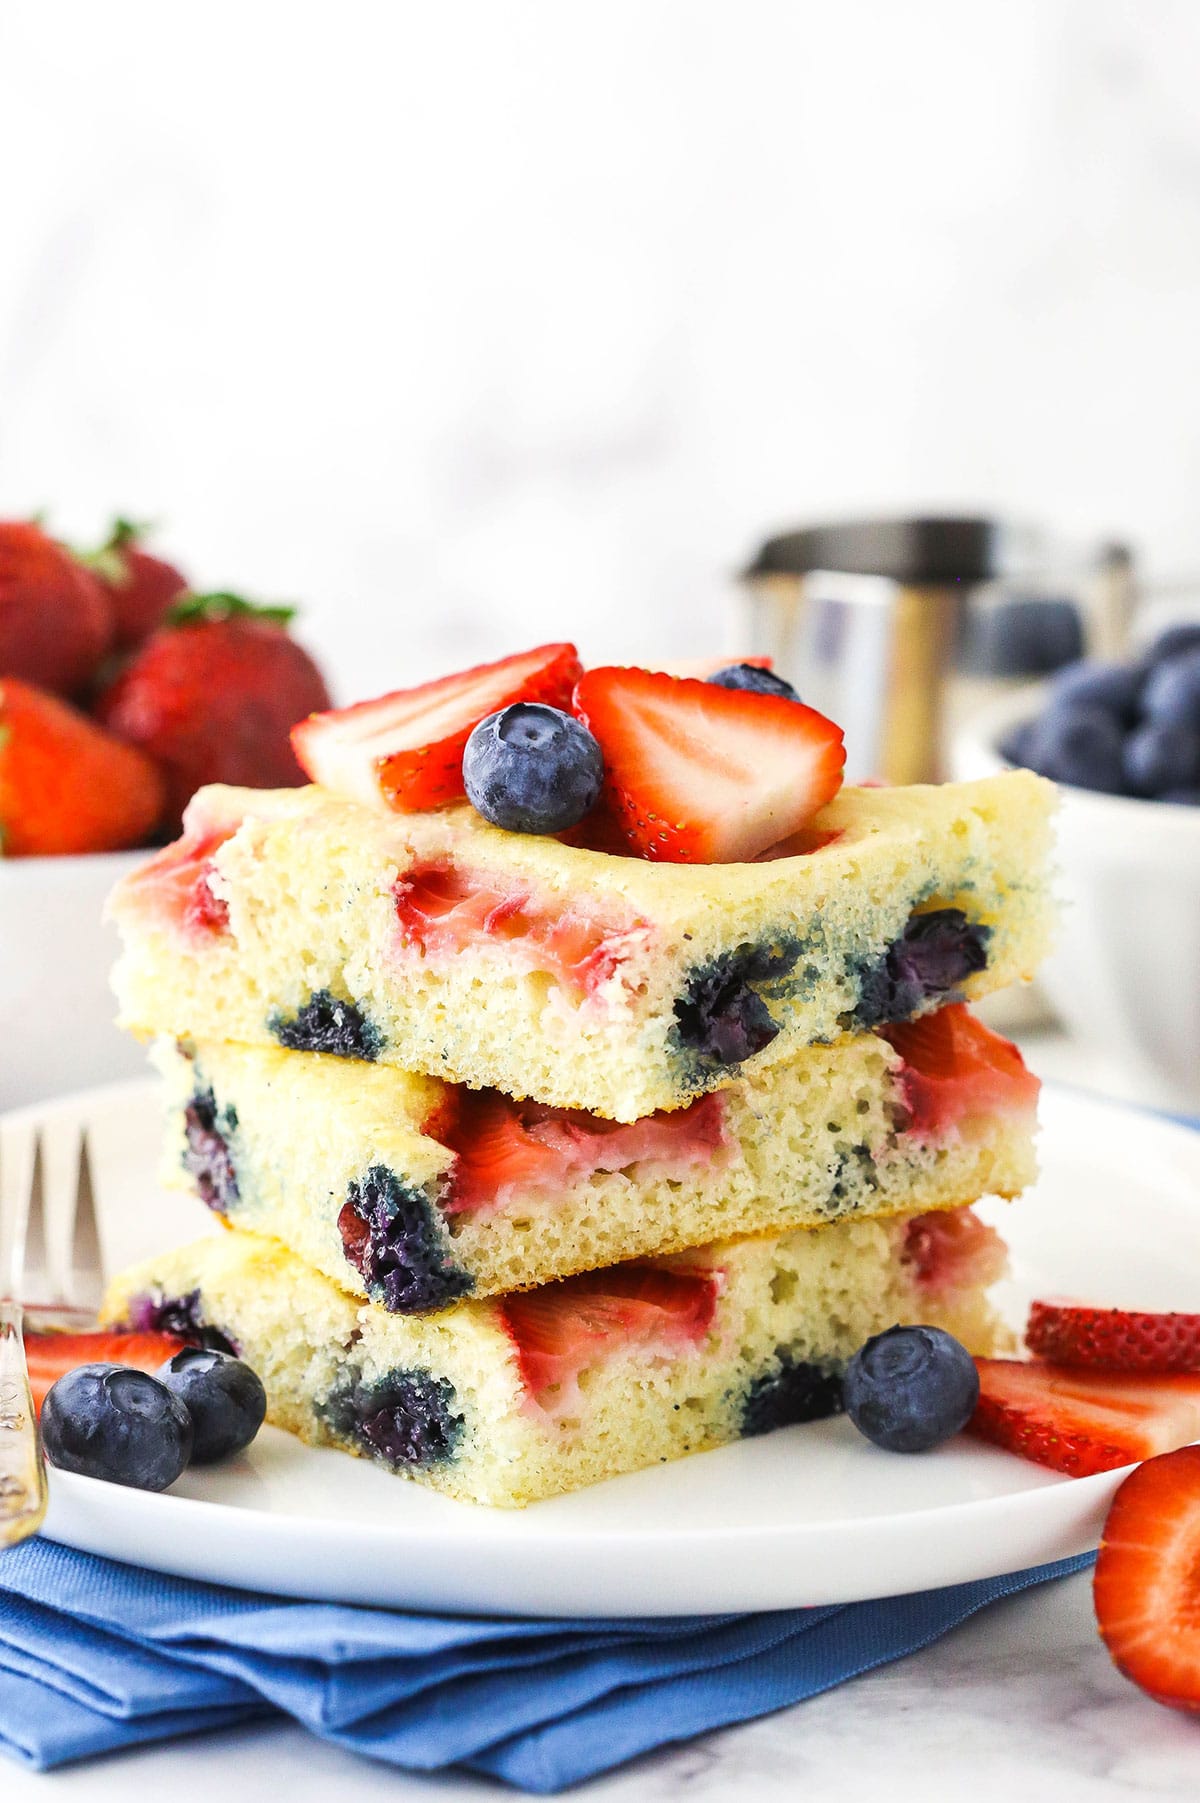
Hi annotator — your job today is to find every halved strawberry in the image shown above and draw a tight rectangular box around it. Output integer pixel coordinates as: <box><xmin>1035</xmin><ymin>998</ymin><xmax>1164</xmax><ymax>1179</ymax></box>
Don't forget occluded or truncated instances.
<box><xmin>1094</xmin><ymin>1446</ymin><xmax>1200</xmax><ymax>1712</ymax></box>
<box><xmin>292</xmin><ymin>643</ymin><xmax>582</xmax><ymax>813</ymax></box>
<box><xmin>881</xmin><ymin>1003</ymin><xmax>1040</xmax><ymax>1137</ymax></box>
<box><xmin>1026</xmin><ymin>1301</ymin><xmax>1200</xmax><ymax>1373</ymax></box>
<box><xmin>571</xmin><ymin>666</ymin><xmax>845</xmax><ymax>862</ymax></box>
<box><xmin>499</xmin><ymin>1263</ymin><xmax>719</xmax><ymax>1404</ymax></box>
<box><xmin>967</xmin><ymin>1359</ymin><xmax>1200</xmax><ymax>1477</ymax></box>
<box><xmin>25</xmin><ymin>1329</ymin><xmax>188</xmax><ymax>1413</ymax></box>
<box><xmin>0</xmin><ymin>677</ymin><xmax>166</xmax><ymax>855</ymax></box>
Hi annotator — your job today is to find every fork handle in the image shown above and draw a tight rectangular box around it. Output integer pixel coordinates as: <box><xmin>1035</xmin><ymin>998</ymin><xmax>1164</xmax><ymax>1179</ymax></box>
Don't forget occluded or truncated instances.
<box><xmin>0</xmin><ymin>1301</ymin><xmax>48</xmax><ymax>1548</ymax></box>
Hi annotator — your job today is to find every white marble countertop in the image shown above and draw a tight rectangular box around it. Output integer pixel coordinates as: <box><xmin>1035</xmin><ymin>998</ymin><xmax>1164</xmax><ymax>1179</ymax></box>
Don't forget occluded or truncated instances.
<box><xmin>9</xmin><ymin>1032</ymin><xmax>1198</xmax><ymax>1800</ymax></box>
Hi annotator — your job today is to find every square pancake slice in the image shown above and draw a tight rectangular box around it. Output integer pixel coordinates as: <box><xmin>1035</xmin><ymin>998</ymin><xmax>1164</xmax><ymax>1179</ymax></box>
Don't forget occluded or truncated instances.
<box><xmin>104</xmin><ymin>1207</ymin><xmax>1010</xmax><ymax>1508</ymax></box>
<box><xmin>155</xmin><ymin>1002</ymin><xmax>1038</xmax><ymax>1312</ymax></box>
<box><xmin>110</xmin><ymin>770</ymin><xmax>1055</xmax><ymax>1121</ymax></box>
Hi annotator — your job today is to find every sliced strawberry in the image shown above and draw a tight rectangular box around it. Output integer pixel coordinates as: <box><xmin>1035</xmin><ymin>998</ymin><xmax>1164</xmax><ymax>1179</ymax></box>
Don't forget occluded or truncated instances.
<box><xmin>25</xmin><ymin>1329</ymin><xmax>188</xmax><ymax>1413</ymax></box>
<box><xmin>437</xmin><ymin>1085</ymin><xmax>727</xmax><ymax>1213</ymax></box>
<box><xmin>967</xmin><ymin>1359</ymin><xmax>1200</xmax><ymax>1477</ymax></box>
<box><xmin>292</xmin><ymin>643</ymin><xmax>582</xmax><ymax>813</ymax></box>
<box><xmin>1026</xmin><ymin>1301</ymin><xmax>1200</xmax><ymax>1374</ymax></box>
<box><xmin>881</xmin><ymin>1003</ymin><xmax>1040</xmax><ymax>1136</ymax></box>
<box><xmin>499</xmin><ymin>1263</ymin><xmax>719</xmax><ymax>1404</ymax></box>
<box><xmin>572</xmin><ymin>665</ymin><xmax>845</xmax><ymax>863</ymax></box>
<box><xmin>1094</xmin><ymin>1446</ymin><xmax>1200</xmax><ymax>1712</ymax></box>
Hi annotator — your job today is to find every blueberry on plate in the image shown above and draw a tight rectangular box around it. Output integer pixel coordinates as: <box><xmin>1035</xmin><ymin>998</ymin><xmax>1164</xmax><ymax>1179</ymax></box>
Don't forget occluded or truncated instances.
<box><xmin>1142</xmin><ymin>649</ymin><xmax>1200</xmax><ymax>731</ymax></box>
<box><xmin>1048</xmin><ymin>659</ymin><xmax>1144</xmax><ymax>724</ymax></box>
<box><xmin>707</xmin><ymin>663</ymin><xmax>801</xmax><ymax>702</ymax></box>
<box><xmin>158</xmin><ymin>1346</ymin><xmax>267</xmax><ymax>1463</ymax></box>
<box><xmin>463</xmin><ymin>703</ymin><xmax>604</xmax><ymax>835</ymax></box>
<box><xmin>843</xmin><ymin>1325</ymin><xmax>979</xmax><ymax>1453</ymax></box>
<box><xmin>1123</xmin><ymin>719</ymin><xmax>1200</xmax><ymax>798</ymax></box>
<box><xmin>42</xmin><ymin>1364</ymin><xmax>193</xmax><ymax>1491</ymax></box>
<box><xmin>1024</xmin><ymin>703</ymin><xmax>1127</xmax><ymax>793</ymax></box>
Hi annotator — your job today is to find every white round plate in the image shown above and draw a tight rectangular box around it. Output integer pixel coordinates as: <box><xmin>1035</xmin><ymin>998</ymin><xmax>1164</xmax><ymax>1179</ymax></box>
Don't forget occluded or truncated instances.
<box><xmin>21</xmin><ymin>1078</ymin><xmax>1200</xmax><ymax>1618</ymax></box>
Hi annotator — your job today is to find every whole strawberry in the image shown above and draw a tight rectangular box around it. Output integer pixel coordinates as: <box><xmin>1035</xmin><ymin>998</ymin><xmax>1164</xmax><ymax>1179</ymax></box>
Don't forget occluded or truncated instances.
<box><xmin>0</xmin><ymin>678</ymin><xmax>165</xmax><ymax>855</ymax></box>
<box><xmin>87</xmin><ymin>517</ymin><xmax>189</xmax><ymax>651</ymax></box>
<box><xmin>95</xmin><ymin>593</ymin><xmax>331</xmax><ymax>830</ymax></box>
<box><xmin>0</xmin><ymin>521</ymin><xmax>113</xmax><ymax>696</ymax></box>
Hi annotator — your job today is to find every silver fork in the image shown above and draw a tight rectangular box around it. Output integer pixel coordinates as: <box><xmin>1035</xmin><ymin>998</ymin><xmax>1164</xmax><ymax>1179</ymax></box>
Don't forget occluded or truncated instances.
<box><xmin>0</xmin><ymin>1120</ymin><xmax>105</xmax><ymax>1549</ymax></box>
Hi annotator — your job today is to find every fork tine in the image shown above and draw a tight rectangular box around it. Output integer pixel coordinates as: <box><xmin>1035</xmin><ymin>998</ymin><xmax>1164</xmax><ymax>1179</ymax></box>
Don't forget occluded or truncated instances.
<box><xmin>40</xmin><ymin>1121</ymin><xmax>86</xmax><ymax>1309</ymax></box>
<box><xmin>0</xmin><ymin>1122</ymin><xmax>37</xmax><ymax>1302</ymax></box>
<box><xmin>69</xmin><ymin>1131</ymin><xmax>104</xmax><ymax>1314</ymax></box>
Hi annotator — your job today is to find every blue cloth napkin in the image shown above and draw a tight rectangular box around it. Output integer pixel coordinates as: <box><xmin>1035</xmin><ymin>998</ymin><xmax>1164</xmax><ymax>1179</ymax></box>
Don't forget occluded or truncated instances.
<box><xmin>0</xmin><ymin>1537</ymin><xmax>1091</xmax><ymax>1791</ymax></box>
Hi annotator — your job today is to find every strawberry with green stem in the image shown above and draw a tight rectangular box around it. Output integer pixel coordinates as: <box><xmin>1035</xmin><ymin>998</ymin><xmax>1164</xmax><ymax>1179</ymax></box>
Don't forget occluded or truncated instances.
<box><xmin>95</xmin><ymin>592</ymin><xmax>331</xmax><ymax>831</ymax></box>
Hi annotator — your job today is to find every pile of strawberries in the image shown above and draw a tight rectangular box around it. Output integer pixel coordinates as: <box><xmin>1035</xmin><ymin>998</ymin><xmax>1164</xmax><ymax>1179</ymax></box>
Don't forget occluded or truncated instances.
<box><xmin>0</xmin><ymin>519</ymin><xmax>329</xmax><ymax>856</ymax></box>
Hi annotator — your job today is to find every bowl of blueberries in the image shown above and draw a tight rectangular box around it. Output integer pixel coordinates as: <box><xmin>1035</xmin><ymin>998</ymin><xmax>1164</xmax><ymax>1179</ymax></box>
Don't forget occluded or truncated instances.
<box><xmin>953</xmin><ymin>621</ymin><xmax>1200</xmax><ymax>1111</ymax></box>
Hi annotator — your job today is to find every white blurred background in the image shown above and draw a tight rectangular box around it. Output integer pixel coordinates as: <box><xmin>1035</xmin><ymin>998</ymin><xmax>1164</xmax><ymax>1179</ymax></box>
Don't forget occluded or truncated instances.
<box><xmin>3</xmin><ymin>0</ymin><xmax>1200</xmax><ymax>702</ymax></box>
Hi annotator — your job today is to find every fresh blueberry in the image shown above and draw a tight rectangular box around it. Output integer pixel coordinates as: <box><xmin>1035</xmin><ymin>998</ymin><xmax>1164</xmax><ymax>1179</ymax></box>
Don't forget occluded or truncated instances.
<box><xmin>1023</xmin><ymin>703</ymin><xmax>1127</xmax><ymax>793</ymax></box>
<box><xmin>1048</xmin><ymin>660</ymin><xmax>1144</xmax><ymax>723</ymax></box>
<box><xmin>182</xmin><ymin>1089</ymin><xmax>239</xmax><ymax>1215</ymax></box>
<box><xmin>269</xmin><ymin>990</ymin><xmax>383</xmax><ymax>1060</ymax></box>
<box><xmin>338</xmin><ymin>1165</ymin><xmax>473</xmax><ymax>1313</ymax></box>
<box><xmin>965</xmin><ymin>599</ymin><xmax>1083</xmax><ymax>678</ymax></box>
<box><xmin>707</xmin><ymin>663</ymin><xmax>802</xmax><ymax>702</ymax></box>
<box><xmin>463</xmin><ymin>704</ymin><xmax>604</xmax><ymax>835</ymax></box>
<box><xmin>1159</xmin><ymin>787</ymin><xmax>1200</xmax><ymax>806</ymax></box>
<box><xmin>1142</xmin><ymin>649</ymin><xmax>1200</xmax><ymax>731</ymax></box>
<box><xmin>41</xmin><ymin>1365</ymin><xmax>193</xmax><ymax>1491</ymax></box>
<box><xmin>1145</xmin><ymin>622</ymin><xmax>1200</xmax><ymax>666</ymax></box>
<box><xmin>1123</xmin><ymin>720</ymin><xmax>1200</xmax><ymax>797</ymax></box>
<box><xmin>843</xmin><ymin>1325</ymin><xmax>979</xmax><ymax>1453</ymax></box>
<box><xmin>157</xmin><ymin>1347</ymin><xmax>267</xmax><ymax>1463</ymax></box>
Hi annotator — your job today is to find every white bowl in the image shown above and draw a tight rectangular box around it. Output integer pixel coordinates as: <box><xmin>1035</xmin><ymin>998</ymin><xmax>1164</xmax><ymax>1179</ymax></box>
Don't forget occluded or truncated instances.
<box><xmin>0</xmin><ymin>849</ymin><xmax>151</xmax><ymax>1112</ymax></box>
<box><xmin>953</xmin><ymin>691</ymin><xmax>1200</xmax><ymax>1113</ymax></box>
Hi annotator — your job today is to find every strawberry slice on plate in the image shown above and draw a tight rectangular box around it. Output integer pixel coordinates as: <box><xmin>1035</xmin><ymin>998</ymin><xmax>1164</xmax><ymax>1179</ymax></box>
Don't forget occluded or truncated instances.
<box><xmin>1094</xmin><ymin>1445</ymin><xmax>1200</xmax><ymax>1712</ymax></box>
<box><xmin>499</xmin><ymin>1263</ymin><xmax>719</xmax><ymax>1404</ymax></box>
<box><xmin>967</xmin><ymin>1358</ymin><xmax>1200</xmax><ymax>1477</ymax></box>
<box><xmin>25</xmin><ymin>1329</ymin><xmax>188</xmax><ymax>1413</ymax></box>
<box><xmin>1027</xmin><ymin>1301</ymin><xmax>1200</xmax><ymax>1373</ymax></box>
<box><xmin>292</xmin><ymin>643</ymin><xmax>582</xmax><ymax>812</ymax></box>
<box><xmin>572</xmin><ymin>665</ymin><xmax>845</xmax><ymax>862</ymax></box>
<box><xmin>881</xmin><ymin>1003</ymin><xmax>1041</xmax><ymax>1136</ymax></box>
